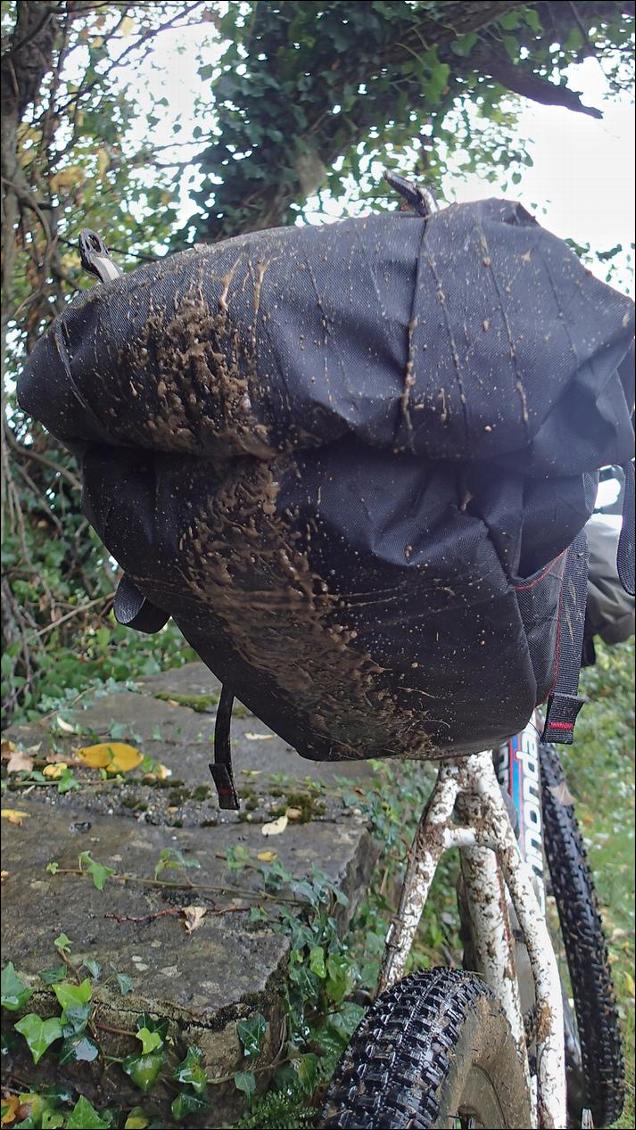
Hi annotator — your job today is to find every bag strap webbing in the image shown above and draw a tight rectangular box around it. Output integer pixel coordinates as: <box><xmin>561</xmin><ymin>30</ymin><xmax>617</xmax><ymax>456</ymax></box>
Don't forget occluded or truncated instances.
<box><xmin>542</xmin><ymin>530</ymin><xmax>589</xmax><ymax>746</ymax></box>
<box><xmin>617</xmin><ymin>458</ymin><xmax>635</xmax><ymax>597</ymax></box>
<box><xmin>210</xmin><ymin>683</ymin><xmax>240</xmax><ymax>810</ymax></box>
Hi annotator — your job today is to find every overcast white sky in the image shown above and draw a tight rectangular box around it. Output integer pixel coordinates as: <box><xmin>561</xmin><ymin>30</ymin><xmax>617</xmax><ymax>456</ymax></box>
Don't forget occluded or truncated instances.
<box><xmin>128</xmin><ymin>34</ymin><xmax>634</xmax><ymax>294</ymax></box>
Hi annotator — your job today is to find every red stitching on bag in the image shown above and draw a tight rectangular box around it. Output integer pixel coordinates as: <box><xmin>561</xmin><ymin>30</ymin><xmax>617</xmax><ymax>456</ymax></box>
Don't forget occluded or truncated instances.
<box><xmin>514</xmin><ymin>550</ymin><xmax>566</xmax><ymax>592</ymax></box>
<box><xmin>548</xmin><ymin>721</ymin><xmax>574</xmax><ymax>731</ymax></box>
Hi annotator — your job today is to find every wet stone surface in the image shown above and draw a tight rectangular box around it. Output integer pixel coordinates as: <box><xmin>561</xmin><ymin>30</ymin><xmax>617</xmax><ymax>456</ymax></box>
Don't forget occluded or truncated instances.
<box><xmin>1</xmin><ymin>662</ymin><xmax>376</xmax><ymax>1124</ymax></box>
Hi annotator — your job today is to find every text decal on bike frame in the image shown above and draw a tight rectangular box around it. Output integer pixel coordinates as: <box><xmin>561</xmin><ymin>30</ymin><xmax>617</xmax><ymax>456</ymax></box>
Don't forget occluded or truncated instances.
<box><xmin>496</xmin><ymin>720</ymin><xmax>545</xmax><ymax>910</ymax></box>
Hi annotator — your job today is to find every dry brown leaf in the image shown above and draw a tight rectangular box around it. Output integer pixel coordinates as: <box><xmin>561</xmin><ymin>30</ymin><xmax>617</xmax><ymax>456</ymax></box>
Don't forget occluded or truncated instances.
<box><xmin>45</xmin><ymin>750</ymin><xmax>73</xmax><ymax>764</ymax></box>
<box><xmin>285</xmin><ymin>807</ymin><xmax>303</xmax><ymax>821</ymax></box>
<box><xmin>549</xmin><ymin>781</ymin><xmax>574</xmax><ymax>807</ymax></box>
<box><xmin>1</xmin><ymin>871</ymin><xmax>9</xmax><ymax>882</ymax></box>
<box><xmin>182</xmin><ymin>905</ymin><xmax>206</xmax><ymax>934</ymax></box>
<box><xmin>1</xmin><ymin>809</ymin><xmax>29</xmax><ymax>826</ymax></box>
<box><xmin>6</xmin><ymin>750</ymin><xmax>34</xmax><ymax>774</ymax></box>
<box><xmin>261</xmin><ymin>814</ymin><xmax>288</xmax><ymax>837</ymax></box>
<box><xmin>49</xmin><ymin>166</ymin><xmax>85</xmax><ymax>193</ymax></box>
<box><xmin>0</xmin><ymin>739</ymin><xmax>17</xmax><ymax>759</ymax></box>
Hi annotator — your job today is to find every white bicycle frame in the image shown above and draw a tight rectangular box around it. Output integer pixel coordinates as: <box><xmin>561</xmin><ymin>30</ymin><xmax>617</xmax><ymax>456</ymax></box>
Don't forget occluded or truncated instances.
<box><xmin>375</xmin><ymin>733</ymin><xmax>567</xmax><ymax>1129</ymax></box>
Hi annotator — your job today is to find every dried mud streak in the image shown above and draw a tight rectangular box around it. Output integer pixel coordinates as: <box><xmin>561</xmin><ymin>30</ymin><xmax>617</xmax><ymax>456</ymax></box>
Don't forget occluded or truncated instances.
<box><xmin>111</xmin><ymin>242</ymin><xmax>433</xmax><ymax>760</ymax></box>
<box><xmin>422</xmin><ymin>240</ymin><xmax>470</xmax><ymax>442</ymax></box>
<box><xmin>182</xmin><ymin>457</ymin><xmax>432</xmax><ymax>761</ymax></box>
<box><xmin>118</xmin><ymin>261</ymin><xmax>274</xmax><ymax>461</ymax></box>
<box><xmin>476</xmin><ymin>222</ymin><xmax>530</xmax><ymax>439</ymax></box>
<box><xmin>398</xmin><ymin>315</ymin><xmax>418</xmax><ymax>453</ymax></box>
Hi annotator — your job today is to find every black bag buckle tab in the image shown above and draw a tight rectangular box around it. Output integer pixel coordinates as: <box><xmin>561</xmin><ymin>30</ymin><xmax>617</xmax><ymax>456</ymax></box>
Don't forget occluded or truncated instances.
<box><xmin>210</xmin><ymin>684</ymin><xmax>240</xmax><ymax>811</ymax></box>
<box><xmin>542</xmin><ymin>692</ymin><xmax>588</xmax><ymax>746</ymax></box>
<box><xmin>209</xmin><ymin>762</ymin><xmax>239</xmax><ymax>811</ymax></box>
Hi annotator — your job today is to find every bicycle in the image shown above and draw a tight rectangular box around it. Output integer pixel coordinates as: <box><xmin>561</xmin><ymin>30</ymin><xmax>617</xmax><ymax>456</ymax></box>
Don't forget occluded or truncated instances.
<box><xmin>320</xmin><ymin>715</ymin><xmax>624</xmax><ymax>1129</ymax></box>
<box><xmin>75</xmin><ymin>220</ymin><xmax>627</xmax><ymax>1130</ymax></box>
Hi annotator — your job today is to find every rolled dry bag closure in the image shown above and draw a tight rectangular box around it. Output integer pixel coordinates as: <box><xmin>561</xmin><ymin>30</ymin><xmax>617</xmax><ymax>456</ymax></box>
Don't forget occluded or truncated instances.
<box><xmin>114</xmin><ymin>574</ymin><xmax>170</xmax><ymax>634</ymax></box>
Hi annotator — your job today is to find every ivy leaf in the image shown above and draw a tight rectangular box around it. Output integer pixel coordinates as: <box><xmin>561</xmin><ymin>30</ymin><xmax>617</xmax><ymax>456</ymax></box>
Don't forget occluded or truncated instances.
<box><xmin>53</xmin><ymin>933</ymin><xmax>72</xmax><ymax>952</ymax></box>
<box><xmin>124</xmin><ymin>1110</ymin><xmax>149</xmax><ymax>1130</ymax></box>
<box><xmin>41</xmin><ymin>1111</ymin><xmax>65</xmax><ymax>1129</ymax></box>
<box><xmin>66</xmin><ymin>1096</ymin><xmax>110</xmax><ymax>1129</ymax></box>
<box><xmin>38</xmin><ymin>965</ymin><xmax>67</xmax><ymax>986</ymax></box>
<box><xmin>57</xmin><ymin>768</ymin><xmax>80</xmax><ymax>795</ymax></box>
<box><xmin>296</xmin><ymin>1051</ymin><xmax>319</xmax><ymax>1094</ymax></box>
<box><xmin>83</xmin><ymin>958</ymin><xmax>101</xmax><ymax>980</ymax></box>
<box><xmin>78</xmin><ymin>851</ymin><xmax>115</xmax><ymax>891</ymax></box>
<box><xmin>58</xmin><ymin>1033</ymin><xmax>99</xmax><ymax>1064</ymax></box>
<box><xmin>171</xmin><ymin>1091</ymin><xmax>209</xmax><ymax>1122</ymax></box>
<box><xmin>135</xmin><ymin>1013</ymin><xmax>168</xmax><ymax>1041</ymax></box>
<box><xmin>14</xmin><ymin>1013</ymin><xmax>63</xmax><ymax>1064</ymax></box>
<box><xmin>174</xmin><ymin>1045</ymin><xmax>208</xmax><ymax>1094</ymax></box>
<box><xmin>308</xmin><ymin>946</ymin><xmax>327</xmax><ymax>979</ymax></box>
<box><xmin>115</xmin><ymin>972</ymin><xmax>133</xmax><ymax>996</ymax></box>
<box><xmin>52</xmin><ymin>978</ymin><xmax>92</xmax><ymax>1011</ymax></box>
<box><xmin>325</xmin><ymin>954</ymin><xmax>352</xmax><ymax>1004</ymax></box>
<box><xmin>233</xmin><ymin>1070</ymin><xmax>256</xmax><ymax>1101</ymax></box>
<box><xmin>154</xmin><ymin>847</ymin><xmax>200</xmax><ymax>879</ymax></box>
<box><xmin>1</xmin><ymin>962</ymin><xmax>33</xmax><ymax>1011</ymax></box>
<box><xmin>53</xmin><ymin>979</ymin><xmax>92</xmax><ymax>1033</ymax></box>
<box><xmin>136</xmin><ymin>1027</ymin><xmax>163</xmax><ymax>1055</ymax></box>
<box><xmin>122</xmin><ymin>1050</ymin><xmax>165</xmax><ymax>1093</ymax></box>
<box><xmin>236</xmin><ymin>1012</ymin><xmax>267</xmax><ymax>1059</ymax></box>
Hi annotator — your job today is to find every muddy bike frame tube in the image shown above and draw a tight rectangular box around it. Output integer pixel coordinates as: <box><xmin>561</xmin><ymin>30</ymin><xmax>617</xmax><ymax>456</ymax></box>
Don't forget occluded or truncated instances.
<box><xmin>377</xmin><ymin>745</ymin><xmax>566</xmax><ymax>1129</ymax></box>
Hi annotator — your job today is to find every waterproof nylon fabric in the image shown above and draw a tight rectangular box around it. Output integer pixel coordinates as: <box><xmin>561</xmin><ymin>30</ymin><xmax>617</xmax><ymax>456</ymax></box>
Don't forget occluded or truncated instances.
<box><xmin>18</xmin><ymin>200</ymin><xmax>635</xmax><ymax>761</ymax></box>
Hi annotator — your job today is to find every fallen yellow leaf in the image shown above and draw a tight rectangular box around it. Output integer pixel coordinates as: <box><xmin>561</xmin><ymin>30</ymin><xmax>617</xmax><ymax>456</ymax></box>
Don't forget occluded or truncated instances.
<box><xmin>43</xmin><ymin>762</ymin><xmax>67</xmax><ymax>779</ymax></box>
<box><xmin>245</xmin><ymin>732</ymin><xmax>273</xmax><ymax>741</ymax></box>
<box><xmin>77</xmin><ymin>742</ymin><xmax>143</xmax><ymax>773</ymax></box>
<box><xmin>624</xmin><ymin>971</ymin><xmax>635</xmax><ymax>998</ymax></box>
<box><xmin>261</xmin><ymin>814</ymin><xmax>288</xmax><ymax>837</ymax></box>
<box><xmin>0</xmin><ymin>739</ymin><xmax>17</xmax><ymax>757</ymax></box>
<box><xmin>257</xmin><ymin>850</ymin><xmax>278</xmax><ymax>862</ymax></box>
<box><xmin>1</xmin><ymin>871</ymin><xmax>9</xmax><ymax>882</ymax></box>
<box><xmin>0</xmin><ymin>1095</ymin><xmax>19</xmax><ymax>1126</ymax></box>
<box><xmin>1</xmin><ymin>809</ymin><xmax>29</xmax><ymax>826</ymax></box>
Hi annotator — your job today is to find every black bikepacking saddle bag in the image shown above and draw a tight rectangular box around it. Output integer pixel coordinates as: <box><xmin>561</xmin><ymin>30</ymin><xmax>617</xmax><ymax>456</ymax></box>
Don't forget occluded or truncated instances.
<box><xmin>19</xmin><ymin>197</ymin><xmax>635</xmax><ymax>801</ymax></box>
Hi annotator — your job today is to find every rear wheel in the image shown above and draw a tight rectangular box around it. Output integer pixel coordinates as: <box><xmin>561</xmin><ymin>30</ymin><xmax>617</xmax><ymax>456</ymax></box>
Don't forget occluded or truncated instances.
<box><xmin>540</xmin><ymin>743</ymin><xmax>624</xmax><ymax>1128</ymax></box>
<box><xmin>320</xmin><ymin>968</ymin><xmax>532</xmax><ymax>1129</ymax></box>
